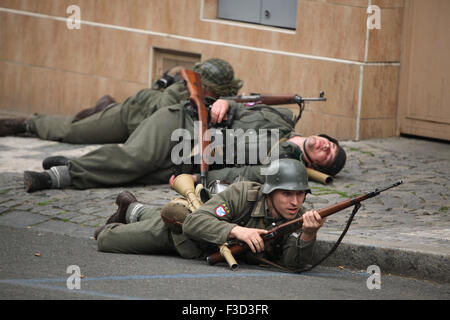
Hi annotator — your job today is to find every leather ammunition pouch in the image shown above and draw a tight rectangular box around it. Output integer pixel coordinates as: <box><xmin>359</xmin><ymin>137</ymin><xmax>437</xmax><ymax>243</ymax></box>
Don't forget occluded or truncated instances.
<box><xmin>161</xmin><ymin>184</ymin><xmax>208</xmax><ymax>233</ymax></box>
<box><xmin>161</xmin><ymin>198</ymin><xmax>191</xmax><ymax>234</ymax></box>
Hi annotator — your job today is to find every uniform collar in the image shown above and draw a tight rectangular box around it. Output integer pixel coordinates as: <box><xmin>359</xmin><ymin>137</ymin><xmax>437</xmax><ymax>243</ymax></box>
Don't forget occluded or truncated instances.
<box><xmin>250</xmin><ymin>194</ymin><xmax>267</xmax><ymax>218</ymax></box>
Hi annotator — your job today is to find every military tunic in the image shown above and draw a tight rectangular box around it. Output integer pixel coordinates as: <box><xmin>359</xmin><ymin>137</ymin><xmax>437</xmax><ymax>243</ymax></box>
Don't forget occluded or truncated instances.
<box><xmin>28</xmin><ymin>81</ymin><xmax>188</xmax><ymax>144</ymax></box>
<box><xmin>97</xmin><ymin>181</ymin><xmax>316</xmax><ymax>269</ymax></box>
<box><xmin>183</xmin><ymin>181</ymin><xmax>316</xmax><ymax>269</ymax></box>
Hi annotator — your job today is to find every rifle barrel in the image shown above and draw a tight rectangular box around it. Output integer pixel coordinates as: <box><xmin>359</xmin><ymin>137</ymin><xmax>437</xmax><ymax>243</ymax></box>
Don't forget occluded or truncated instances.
<box><xmin>317</xmin><ymin>180</ymin><xmax>403</xmax><ymax>218</ymax></box>
<box><xmin>222</xmin><ymin>94</ymin><xmax>326</xmax><ymax>105</ymax></box>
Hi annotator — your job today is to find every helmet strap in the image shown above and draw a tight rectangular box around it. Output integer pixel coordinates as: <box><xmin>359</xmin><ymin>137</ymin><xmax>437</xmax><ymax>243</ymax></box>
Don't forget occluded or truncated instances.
<box><xmin>303</xmin><ymin>139</ymin><xmax>317</xmax><ymax>170</ymax></box>
<box><xmin>266</xmin><ymin>195</ymin><xmax>282</xmax><ymax>220</ymax></box>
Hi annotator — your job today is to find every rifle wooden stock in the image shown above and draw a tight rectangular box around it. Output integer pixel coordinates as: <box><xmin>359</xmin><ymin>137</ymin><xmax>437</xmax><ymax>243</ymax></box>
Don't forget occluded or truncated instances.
<box><xmin>180</xmin><ymin>69</ymin><xmax>209</xmax><ymax>186</ymax></box>
<box><xmin>206</xmin><ymin>181</ymin><xmax>403</xmax><ymax>266</ymax></box>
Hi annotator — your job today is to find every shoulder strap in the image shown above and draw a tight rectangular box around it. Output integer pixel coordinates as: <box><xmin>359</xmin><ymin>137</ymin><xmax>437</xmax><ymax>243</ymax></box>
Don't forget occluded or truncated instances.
<box><xmin>261</xmin><ymin>137</ymin><xmax>289</xmax><ymax>164</ymax></box>
<box><xmin>237</xmin><ymin>190</ymin><xmax>263</xmax><ymax>227</ymax></box>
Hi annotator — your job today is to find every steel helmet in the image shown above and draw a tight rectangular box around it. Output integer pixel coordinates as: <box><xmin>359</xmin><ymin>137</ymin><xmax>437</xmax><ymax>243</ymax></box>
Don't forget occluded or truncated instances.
<box><xmin>261</xmin><ymin>159</ymin><xmax>311</xmax><ymax>194</ymax></box>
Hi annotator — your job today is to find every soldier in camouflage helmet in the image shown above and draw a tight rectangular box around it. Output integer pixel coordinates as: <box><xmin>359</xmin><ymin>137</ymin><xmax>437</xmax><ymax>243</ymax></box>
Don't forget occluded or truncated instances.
<box><xmin>0</xmin><ymin>58</ymin><xmax>242</xmax><ymax>145</ymax></box>
<box><xmin>94</xmin><ymin>158</ymin><xmax>325</xmax><ymax>271</ymax></box>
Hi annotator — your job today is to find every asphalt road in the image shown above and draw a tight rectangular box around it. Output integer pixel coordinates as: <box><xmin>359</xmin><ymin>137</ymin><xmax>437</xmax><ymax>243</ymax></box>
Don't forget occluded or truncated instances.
<box><xmin>1</xmin><ymin>225</ymin><xmax>448</xmax><ymax>306</ymax></box>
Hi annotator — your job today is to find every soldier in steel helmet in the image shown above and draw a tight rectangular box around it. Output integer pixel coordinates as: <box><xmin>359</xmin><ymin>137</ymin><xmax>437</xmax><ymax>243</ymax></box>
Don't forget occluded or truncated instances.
<box><xmin>0</xmin><ymin>58</ymin><xmax>242</xmax><ymax>144</ymax></box>
<box><xmin>95</xmin><ymin>158</ymin><xmax>325</xmax><ymax>270</ymax></box>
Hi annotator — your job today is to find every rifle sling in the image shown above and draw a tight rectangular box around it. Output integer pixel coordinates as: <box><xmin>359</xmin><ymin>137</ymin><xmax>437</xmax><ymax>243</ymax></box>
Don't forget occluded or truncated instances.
<box><xmin>246</xmin><ymin>253</ymin><xmax>294</xmax><ymax>273</ymax></box>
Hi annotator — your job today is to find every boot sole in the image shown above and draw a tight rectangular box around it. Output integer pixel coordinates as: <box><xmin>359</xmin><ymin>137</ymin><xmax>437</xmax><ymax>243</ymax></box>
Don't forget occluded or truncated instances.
<box><xmin>23</xmin><ymin>171</ymin><xmax>52</xmax><ymax>193</ymax></box>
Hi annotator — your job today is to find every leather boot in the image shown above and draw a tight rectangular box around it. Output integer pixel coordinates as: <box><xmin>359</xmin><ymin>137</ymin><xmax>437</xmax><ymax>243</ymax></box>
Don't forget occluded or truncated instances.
<box><xmin>93</xmin><ymin>191</ymin><xmax>137</xmax><ymax>240</ymax></box>
<box><xmin>42</xmin><ymin>156</ymin><xmax>70</xmax><ymax>170</ymax></box>
<box><xmin>106</xmin><ymin>190</ymin><xmax>138</xmax><ymax>224</ymax></box>
<box><xmin>0</xmin><ymin>118</ymin><xmax>28</xmax><ymax>137</ymax></box>
<box><xmin>24</xmin><ymin>171</ymin><xmax>52</xmax><ymax>193</ymax></box>
<box><xmin>72</xmin><ymin>95</ymin><xmax>116</xmax><ymax>123</ymax></box>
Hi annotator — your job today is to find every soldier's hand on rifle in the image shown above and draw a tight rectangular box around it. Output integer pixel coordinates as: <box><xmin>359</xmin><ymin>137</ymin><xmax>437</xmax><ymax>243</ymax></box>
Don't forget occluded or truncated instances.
<box><xmin>210</xmin><ymin>99</ymin><xmax>229</xmax><ymax>124</ymax></box>
<box><xmin>300</xmin><ymin>210</ymin><xmax>325</xmax><ymax>242</ymax></box>
<box><xmin>229</xmin><ymin>226</ymin><xmax>269</xmax><ymax>253</ymax></box>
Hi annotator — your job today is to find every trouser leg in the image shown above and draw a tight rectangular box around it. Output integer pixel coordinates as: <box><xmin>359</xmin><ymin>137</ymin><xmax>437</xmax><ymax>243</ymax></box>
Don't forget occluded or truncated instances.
<box><xmin>67</xmin><ymin>107</ymin><xmax>182</xmax><ymax>189</ymax></box>
<box><xmin>136</xmin><ymin>167</ymin><xmax>177</xmax><ymax>185</ymax></box>
<box><xmin>27</xmin><ymin>88</ymin><xmax>162</xmax><ymax>144</ymax></box>
<box><xmin>97</xmin><ymin>203</ymin><xmax>203</xmax><ymax>258</ymax></box>
<box><xmin>28</xmin><ymin>100</ymin><xmax>138</xmax><ymax>144</ymax></box>
<box><xmin>28</xmin><ymin>114</ymin><xmax>74</xmax><ymax>142</ymax></box>
<box><xmin>97</xmin><ymin>207</ymin><xmax>176</xmax><ymax>254</ymax></box>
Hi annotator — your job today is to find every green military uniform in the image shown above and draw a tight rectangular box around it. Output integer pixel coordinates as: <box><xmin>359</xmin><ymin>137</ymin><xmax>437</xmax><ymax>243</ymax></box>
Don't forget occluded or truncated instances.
<box><xmin>24</xmin><ymin>58</ymin><xmax>271</xmax><ymax>193</ymax></box>
<box><xmin>66</xmin><ymin>100</ymin><xmax>295</xmax><ymax>189</ymax></box>
<box><xmin>97</xmin><ymin>181</ymin><xmax>316</xmax><ymax>269</ymax></box>
<box><xmin>96</xmin><ymin>205</ymin><xmax>202</xmax><ymax>258</ymax></box>
<box><xmin>28</xmin><ymin>81</ymin><xmax>188</xmax><ymax>144</ymax></box>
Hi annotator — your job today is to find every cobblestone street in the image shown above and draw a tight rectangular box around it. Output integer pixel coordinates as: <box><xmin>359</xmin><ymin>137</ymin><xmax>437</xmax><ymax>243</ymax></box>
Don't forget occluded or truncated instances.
<box><xmin>0</xmin><ymin>135</ymin><xmax>449</xmax><ymax>282</ymax></box>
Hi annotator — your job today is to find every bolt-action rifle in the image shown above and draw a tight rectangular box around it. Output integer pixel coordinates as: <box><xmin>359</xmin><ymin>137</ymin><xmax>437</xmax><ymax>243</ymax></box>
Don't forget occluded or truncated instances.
<box><xmin>222</xmin><ymin>91</ymin><xmax>327</xmax><ymax>124</ymax></box>
<box><xmin>206</xmin><ymin>180</ymin><xmax>403</xmax><ymax>269</ymax></box>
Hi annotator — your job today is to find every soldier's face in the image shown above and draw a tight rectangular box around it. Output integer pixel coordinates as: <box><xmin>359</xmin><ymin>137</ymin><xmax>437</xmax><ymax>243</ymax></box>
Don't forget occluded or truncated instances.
<box><xmin>304</xmin><ymin>136</ymin><xmax>338</xmax><ymax>169</ymax></box>
<box><xmin>269</xmin><ymin>190</ymin><xmax>306</xmax><ymax>220</ymax></box>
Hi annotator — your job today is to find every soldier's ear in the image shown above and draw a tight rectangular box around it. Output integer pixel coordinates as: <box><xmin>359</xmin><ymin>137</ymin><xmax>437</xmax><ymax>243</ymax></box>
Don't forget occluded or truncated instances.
<box><xmin>266</xmin><ymin>192</ymin><xmax>275</xmax><ymax>204</ymax></box>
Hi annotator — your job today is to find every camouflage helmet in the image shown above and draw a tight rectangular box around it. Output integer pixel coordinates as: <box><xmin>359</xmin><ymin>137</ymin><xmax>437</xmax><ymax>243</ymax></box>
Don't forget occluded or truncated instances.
<box><xmin>261</xmin><ymin>159</ymin><xmax>311</xmax><ymax>194</ymax></box>
<box><xmin>318</xmin><ymin>134</ymin><xmax>346</xmax><ymax>176</ymax></box>
<box><xmin>193</xmin><ymin>58</ymin><xmax>243</xmax><ymax>96</ymax></box>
